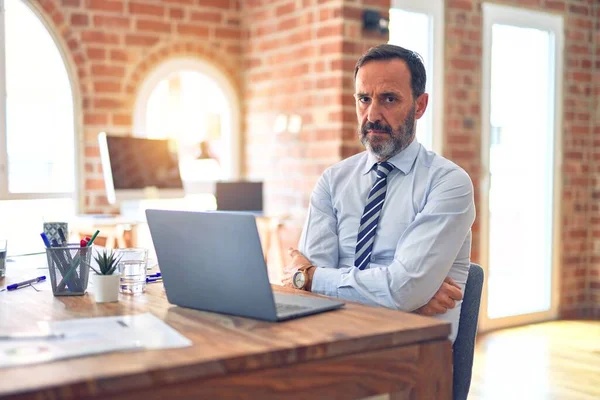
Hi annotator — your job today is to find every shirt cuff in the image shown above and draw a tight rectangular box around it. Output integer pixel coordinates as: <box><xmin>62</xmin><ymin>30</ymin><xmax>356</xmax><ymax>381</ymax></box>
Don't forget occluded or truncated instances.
<box><xmin>311</xmin><ymin>267</ymin><xmax>343</xmax><ymax>298</ymax></box>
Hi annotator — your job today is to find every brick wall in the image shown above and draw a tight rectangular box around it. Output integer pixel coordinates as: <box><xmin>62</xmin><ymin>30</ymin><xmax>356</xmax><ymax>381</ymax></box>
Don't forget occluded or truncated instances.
<box><xmin>28</xmin><ymin>0</ymin><xmax>243</xmax><ymax>213</ymax></box>
<box><xmin>242</xmin><ymin>0</ymin><xmax>389</xmax><ymax>250</ymax></box>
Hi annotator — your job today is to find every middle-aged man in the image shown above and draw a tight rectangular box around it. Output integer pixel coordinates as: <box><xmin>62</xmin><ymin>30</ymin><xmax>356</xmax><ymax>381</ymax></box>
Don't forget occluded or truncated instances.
<box><xmin>283</xmin><ymin>44</ymin><xmax>475</xmax><ymax>342</ymax></box>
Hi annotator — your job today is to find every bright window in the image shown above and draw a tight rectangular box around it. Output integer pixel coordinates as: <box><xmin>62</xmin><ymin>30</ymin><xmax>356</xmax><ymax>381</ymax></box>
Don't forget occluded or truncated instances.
<box><xmin>0</xmin><ymin>0</ymin><xmax>77</xmax><ymax>254</ymax></box>
<box><xmin>134</xmin><ymin>58</ymin><xmax>240</xmax><ymax>186</ymax></box>
<box><xmin>389</xmin><ymin>0</ymin><xmax>444</xmax><ymax>153</ymax></box>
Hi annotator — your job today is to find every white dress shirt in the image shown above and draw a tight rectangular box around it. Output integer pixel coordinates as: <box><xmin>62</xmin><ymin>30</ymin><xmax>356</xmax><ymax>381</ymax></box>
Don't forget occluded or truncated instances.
<box><xmin>299</xmin><ymin>139</ymin><xmax>475</xmax><ymax>342</ymax></box>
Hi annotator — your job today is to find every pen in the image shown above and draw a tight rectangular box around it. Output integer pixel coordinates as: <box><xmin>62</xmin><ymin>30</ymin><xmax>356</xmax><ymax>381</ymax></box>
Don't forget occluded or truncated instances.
<box><xmin>146</xmin><ymin>277</ymin><xmax>163</xmax><ymax>283</ymax></box>
<box><xmin>56</xmin><ymin>229</ymin><xmax>100</xmax><ymax>292</ymax></box>
<box><xmin>40</xmin><ymin>233</ymin><xmax>51</xmax><ymax>248</ymax></box>
<box><xmin>86</xmin><ymin>230</ymin><xmax>100</xmax><ymax>247</ymax></box>
<box><xmin>148</xmin><ymin>272</ymin><xmax>161</xmax><ymax>278</ymax></box>
<box><xmin>57</xmin><ymin>228</ymin><xmax>68</xmax><ymax>246</ymax></box>
<box><xmin>2</xmin><ymin>276</ymin><xmax>47</xmax><ymax>292</ymax></box>
<box><xmin>0</xmin><ymin>332</ymin><xmax>65</xmax><ymax>341</ymax></box>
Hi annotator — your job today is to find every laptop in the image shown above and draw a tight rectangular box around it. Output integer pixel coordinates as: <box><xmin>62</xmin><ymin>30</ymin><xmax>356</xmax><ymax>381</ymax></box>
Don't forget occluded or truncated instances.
<box><xmin>145</xmin><ymin>209</ymin><xmax>345</xmax><ymax>321</ymax></box>
<box><xmin>215</xmin><ymin>181</ymin><xmax>263</xmax><ymax>215</ymax></box>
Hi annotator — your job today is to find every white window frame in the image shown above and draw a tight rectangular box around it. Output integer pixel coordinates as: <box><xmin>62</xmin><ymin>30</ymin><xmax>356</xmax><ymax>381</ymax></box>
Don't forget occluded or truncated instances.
<box><xmin>0</xmin><ymin>0</ymin><xmax>81</xmax><ymax>207</ymax></box>
<box><xmin>133</xmin><ymin>57</ymin><xmax>241</xmax><ymax>181</ymax></box>
<box><xmin>479</xmin><ymin>3</ymin><xmax>564</xmax><ymax>332</ymax></box>
<box><xmin>390</xmin><ymin>0</ymin><xmax>444</xmax><ymax>155</ymax></box>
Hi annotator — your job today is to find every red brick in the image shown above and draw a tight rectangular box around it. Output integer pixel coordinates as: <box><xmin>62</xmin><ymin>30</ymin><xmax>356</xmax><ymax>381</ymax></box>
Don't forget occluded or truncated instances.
<box><xmin>94</xmin><ymin>81</ymin><xmax>120</xmax><ymax>93</ymax></box>
<box><xmin>569</xmin><ymin>4</ymin><xmax>590</xmax><ymax>16</ymax></box>
<box><xmin>316</xmin><ymin>24</ymin><xmax>343</xmax><ymax>38</ymax></box>
<box><xmin>110</xmin><ymin>49</ymin><xmax>128</xmax><ymax>62</ymax></box>
<box><xmin>86</xmin><ymin>47</ymin><xmax>105</xmax><ymax>60</ymax></box>
<box><xmin>86</xmin><ymin>179</ymin><xmax>106</xmax><ymax>190</ymax></box>
<box><xmin>170</xmin><ymin>8</ymin><xmax>185</xmax><ymax>20</ymax></box>
<box><xmin>276</xmin><ymin>1</ymin><xmax>295</xmax><ymax>17</ymax></box>
<box><xmin>87</xmin><ymin>0</ymin><xmax>123</xmax><ymax>13</ymax></box>
<box><xmin>39</xmin><ymin>0</ymin><xmax>56</xmax><ymax>14</ymax></box>
<box><xmin>215</xmin><ymin>27</ymin><xmax>240</xmax><ymax>40</ymax></box>
<box><xmin>136</xmin><ymin>19</ymin><xmax>171</xmax><ymax>33</ymax></box>
<box><xmin>177</xmin><ymin>25</ymin><xmax>210</xmax><ymax>37</ymax></box>
<box><xmin>190</xmin><ymin>11</ymin><xmax>223</xmax><ymax>22</ymax></box>
<box><xmin>200</xmin><ymin>0</ymin><xmax>232</xmax><ymax>8</ymax></box>
<box><xmin>90</xmin><ymin>64</ymin><xmax>125</xmax><ymax>77</ymax></box>
<box><xmin>81</xmin><ymin>31</ymin><xmax>119</xmax><ymax>45</ymax></box>
<box><xmin>448</xmin><ymin>0</ymin><xmax>473</xmax><ymax>11</ymax></box>
<box><xmin>125</xmin><ymin>34</ymin><xmax>160</xmax><ymax>46</ymax></box>
<box><xmin>52</xmin><ymin>11</ymin><xmax>65</xmax><ymax>26</ymax></box>
<box><xmin>113</xmin><ymin>114</ymin><xmax>132</xmax><ymax>126</ymax></box>
<box><xmin>67</xmin><ymin>39</ymin><xmax>79</xmax><ymax>52</ymax></box>
<box><xmin>94</xmin><ymin>98</ymin><xmax>122</xmax><ymax>109</ymax></box>
<box><xmin>129</xmin><ymin>2</ymin><xmax>165</xmax><ymax>17</ymax></box>
<box><xmin>70</xmin><ymin>13</ymin><xmax>89</xmax><ymax>26</ymax></box>
<box><xmin>93</xmin><ymin>15</ymin><xmax>130</xmax><ymax>29</ymax></box>
<box><xmin>83</xmin><ymin>114</ymin><xmax>107</xmax><ymax>125</ymax></box>
<box><xmin>450</xmin><ymin>59</ymin><xmax>477</xmax><ymax>70</ymax></box>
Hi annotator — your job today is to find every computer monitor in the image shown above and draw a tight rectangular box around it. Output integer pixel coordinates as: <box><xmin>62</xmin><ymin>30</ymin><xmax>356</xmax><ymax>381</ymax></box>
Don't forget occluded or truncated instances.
<box><xmin>98</xmin><ymin>132</ymin><xmax>185</xmax><ymax>204</ymax></box>
<box><xmin>215</xmin><ymin>181</ymin><xmax>263</xmax><ymax>213</ymax></box>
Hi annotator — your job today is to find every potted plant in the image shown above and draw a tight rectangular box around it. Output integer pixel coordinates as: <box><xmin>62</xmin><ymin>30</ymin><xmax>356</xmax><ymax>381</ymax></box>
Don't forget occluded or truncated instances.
<box><xmin>90</xmin><ymin>249</ymin><xmax>121</xmax><ymax>303</ymax></box>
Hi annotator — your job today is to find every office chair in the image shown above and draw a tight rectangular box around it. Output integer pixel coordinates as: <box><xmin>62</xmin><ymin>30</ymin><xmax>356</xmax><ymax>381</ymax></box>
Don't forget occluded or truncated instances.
<box><xmin>453</xmin><ymin>263</ymin><xmax>484</xmax><ymax>400</ymax></box>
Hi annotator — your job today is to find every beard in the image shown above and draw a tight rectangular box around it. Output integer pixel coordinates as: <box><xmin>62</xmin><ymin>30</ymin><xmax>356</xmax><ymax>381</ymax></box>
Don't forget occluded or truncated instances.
<box><xmin>359</xmin><ymin>104</ymin><xmax>416</xmax><ymax>160</ymax></box>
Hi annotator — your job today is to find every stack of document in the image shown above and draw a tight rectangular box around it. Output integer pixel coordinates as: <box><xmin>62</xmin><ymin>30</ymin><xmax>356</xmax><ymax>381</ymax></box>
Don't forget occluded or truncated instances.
<box><xmin>0</xmin><ymin>313</ymin><xmax>191</xmax><ymax>368</ymax></box>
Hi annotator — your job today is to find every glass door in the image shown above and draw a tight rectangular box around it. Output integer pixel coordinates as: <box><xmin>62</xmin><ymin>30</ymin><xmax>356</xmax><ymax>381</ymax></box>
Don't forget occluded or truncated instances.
<box><xmin>480</xmin><ymin>4</ymin><xmax>563</xmax><ymax>330</ymax></box>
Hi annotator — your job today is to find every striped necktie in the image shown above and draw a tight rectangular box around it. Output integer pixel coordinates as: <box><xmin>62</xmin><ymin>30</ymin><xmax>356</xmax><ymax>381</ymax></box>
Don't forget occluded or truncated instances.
<box><xmin>354</xmin><ymin>162</ymin><xmax>394</xmax><ymax>270</ymax></box>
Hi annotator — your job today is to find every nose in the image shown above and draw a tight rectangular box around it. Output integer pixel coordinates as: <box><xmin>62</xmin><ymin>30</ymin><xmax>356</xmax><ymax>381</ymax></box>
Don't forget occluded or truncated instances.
<box><xmin>366</xmin><ymin>100</ymin><xmax>383</xmax><ymax>123</ymax></box>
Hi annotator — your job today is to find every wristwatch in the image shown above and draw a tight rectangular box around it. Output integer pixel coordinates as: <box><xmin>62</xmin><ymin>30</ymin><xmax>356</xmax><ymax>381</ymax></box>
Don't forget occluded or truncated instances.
<box><xmin>292</xmin><ymin>265</ymin><xmax>313</xmax><ymax>291</ymax></box>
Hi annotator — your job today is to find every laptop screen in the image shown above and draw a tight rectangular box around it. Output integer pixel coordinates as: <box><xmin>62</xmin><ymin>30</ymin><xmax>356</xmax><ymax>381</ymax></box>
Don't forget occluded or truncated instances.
<box><xmin>215</xmin><ymin>181</ymin><xmax>263</xmax><ymax>212</ymax></box>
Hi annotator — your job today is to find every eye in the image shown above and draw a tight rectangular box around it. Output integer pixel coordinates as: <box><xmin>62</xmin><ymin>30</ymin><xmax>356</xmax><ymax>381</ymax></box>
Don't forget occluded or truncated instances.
<box><xmin>384</xmin><ymin>96</ymin><xmax>396</xmax><ymax>104</ymax></box>
<box><xmin>357</xmin><ymin>96</ymin><xmax>371</xmax><ymax>104</ymax></box>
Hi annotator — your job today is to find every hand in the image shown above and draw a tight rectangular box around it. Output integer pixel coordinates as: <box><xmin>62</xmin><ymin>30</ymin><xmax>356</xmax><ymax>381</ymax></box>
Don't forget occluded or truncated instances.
<box><xmin>282</xmin><ymin>248</ymin><xmax>312</xmax><ymax>289</ymax></box>
<box><xmin>416</xmin><ymin>277</ymin><xmax>463</xmax><ymax>316</ymax></box>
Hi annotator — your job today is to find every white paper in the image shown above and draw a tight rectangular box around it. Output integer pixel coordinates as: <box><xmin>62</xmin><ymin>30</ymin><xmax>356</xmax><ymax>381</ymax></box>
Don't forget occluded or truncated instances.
<box><xmin>0</xmin><ymin>313</ymin><xmax>191</xmax><ymax>368</ymax></box>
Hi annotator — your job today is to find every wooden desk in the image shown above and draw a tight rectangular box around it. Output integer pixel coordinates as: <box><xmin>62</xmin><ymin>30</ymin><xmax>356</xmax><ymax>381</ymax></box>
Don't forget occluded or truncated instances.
<box><xmin>0</xmin><ymin>264</ymin><xmax>452</xmax><ymax>400</ymax></box>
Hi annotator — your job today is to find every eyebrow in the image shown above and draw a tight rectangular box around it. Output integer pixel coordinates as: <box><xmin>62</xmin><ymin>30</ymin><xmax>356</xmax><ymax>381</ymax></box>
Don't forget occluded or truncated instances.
<box><xmin>354</xmin><ymin>91</ymin><xmax>403</xmax><ymax>98</ymax></box>
<box><xmin>379</xmin><ymin>92</ymin><xmax>402</xmax><ymax>98</ymax></box>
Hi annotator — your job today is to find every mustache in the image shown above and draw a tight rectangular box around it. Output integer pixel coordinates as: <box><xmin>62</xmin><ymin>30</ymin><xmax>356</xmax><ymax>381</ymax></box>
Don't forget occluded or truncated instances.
<box><xmin>362</xmin><ymin>121</ymin><xmax>393</xmax><ymax>135</ymax></box>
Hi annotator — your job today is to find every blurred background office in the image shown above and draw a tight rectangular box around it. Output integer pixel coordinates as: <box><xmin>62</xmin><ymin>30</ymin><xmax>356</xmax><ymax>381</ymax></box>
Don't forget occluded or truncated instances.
<box><xmin>0</xmin><ymin>0</ymin><xmax>598</xmax><ymax>398</ymax></box>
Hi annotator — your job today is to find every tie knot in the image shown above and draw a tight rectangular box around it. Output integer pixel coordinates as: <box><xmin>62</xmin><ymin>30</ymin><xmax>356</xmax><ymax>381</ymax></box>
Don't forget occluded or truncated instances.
<box><xmin>375</xmin><ymin>162</ymin><xmax>393</xmax><ymax>178</ymax></box>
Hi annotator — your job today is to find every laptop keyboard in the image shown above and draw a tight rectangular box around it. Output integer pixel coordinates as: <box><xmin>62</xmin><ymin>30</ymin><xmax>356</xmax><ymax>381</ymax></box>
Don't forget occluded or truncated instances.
<box><xmin>275</xmin><ymin>302</ymin><xmax>311</xmax><ymax>314</ymax></box>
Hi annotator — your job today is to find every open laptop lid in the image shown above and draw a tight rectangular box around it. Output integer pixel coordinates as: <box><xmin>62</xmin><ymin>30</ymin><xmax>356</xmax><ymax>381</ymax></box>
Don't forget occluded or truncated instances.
<box><xmin>145</xmin><ymin>209</ymin><xmax>278</xmax><ymax>321</ymax></box>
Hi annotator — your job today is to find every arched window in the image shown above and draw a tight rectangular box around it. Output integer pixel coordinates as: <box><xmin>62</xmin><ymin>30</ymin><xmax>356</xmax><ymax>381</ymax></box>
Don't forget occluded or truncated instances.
<box><xmin>0</xmin><ymin>0</ymin><xmax>77</xmax><ymax>254</ymax></box>
<box><xmin>133</xmin><ymin>58</ymin><xmax>241</xmax><ymax>192</ymax></box>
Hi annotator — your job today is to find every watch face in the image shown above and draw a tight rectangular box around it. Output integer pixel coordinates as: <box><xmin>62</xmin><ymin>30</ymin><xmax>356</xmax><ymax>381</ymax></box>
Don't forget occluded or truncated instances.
<box><xmin>293</xmin><ymin>271</ymin><xmax>306</xmax><ymax>288</ymax></box>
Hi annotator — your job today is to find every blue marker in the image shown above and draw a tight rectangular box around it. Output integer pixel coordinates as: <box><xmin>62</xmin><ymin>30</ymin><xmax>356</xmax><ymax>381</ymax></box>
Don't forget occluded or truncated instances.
<box><xmin>148</xmin><ymin>272</ymin><xmax>161</xmax><ymax>278</ymax></box>
<box><xmin>146</xmin><ymin>277</ymin><xmax>163</xmax><ymax>283</ymax></box>
<box><xmin>4</xmin><ymin>276</ymin><xmax>46</xmax><ymax>291</ymax></box>
<box><xmin>40</xmin><ymin>233</ymin><xmax>52</xmax><ymax>248</ymax></box>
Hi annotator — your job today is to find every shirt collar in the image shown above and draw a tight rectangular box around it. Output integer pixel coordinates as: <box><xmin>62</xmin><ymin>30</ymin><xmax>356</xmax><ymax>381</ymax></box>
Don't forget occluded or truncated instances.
<box><xmin>362</xmin><ymin>139</ymin><xmax>420</xmax><ymax>175</ymax></box>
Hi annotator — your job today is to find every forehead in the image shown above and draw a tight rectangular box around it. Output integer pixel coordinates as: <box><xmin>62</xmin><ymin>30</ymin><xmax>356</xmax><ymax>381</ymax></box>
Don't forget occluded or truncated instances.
<box><xmin>355</xmin><ymin>59</ymin><xmax>412</xmax><ymax>96</ymax></box>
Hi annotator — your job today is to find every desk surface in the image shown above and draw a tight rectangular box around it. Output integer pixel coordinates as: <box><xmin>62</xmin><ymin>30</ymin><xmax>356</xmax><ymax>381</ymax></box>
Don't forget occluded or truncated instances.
<box><xmin>0</xmin><ymin>261</ymin><xmax>451</xmax><ymax>399</ymax></box>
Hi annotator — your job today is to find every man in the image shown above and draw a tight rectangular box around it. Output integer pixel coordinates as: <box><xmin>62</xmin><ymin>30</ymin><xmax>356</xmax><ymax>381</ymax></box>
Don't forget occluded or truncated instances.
<box><xmin>283</xmin><ymin>44</ymin><xmax>475</xmax><ymax>342</ymax></box>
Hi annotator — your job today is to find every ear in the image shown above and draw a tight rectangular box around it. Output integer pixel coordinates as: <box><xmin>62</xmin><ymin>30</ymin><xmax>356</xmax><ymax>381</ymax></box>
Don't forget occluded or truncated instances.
<box><xmin>414</xmin><ymin>93</ymin><xmax>429</xmax><ymax>120</ymax></box>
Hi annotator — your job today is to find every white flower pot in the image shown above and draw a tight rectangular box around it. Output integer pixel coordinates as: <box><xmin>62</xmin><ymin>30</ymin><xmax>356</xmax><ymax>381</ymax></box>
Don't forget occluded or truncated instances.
<box><xmin>92</xmin><ymin>274</ymin><xmax>120</xmax><ymax>303</ymax></box>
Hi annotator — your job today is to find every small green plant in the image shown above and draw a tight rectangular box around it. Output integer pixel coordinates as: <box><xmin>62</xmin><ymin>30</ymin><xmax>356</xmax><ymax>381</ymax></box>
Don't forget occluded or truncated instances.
<box><xmin>91</xmin><ymin>249</ymin><xmax>121</xmax><ymax>275</ymax></box>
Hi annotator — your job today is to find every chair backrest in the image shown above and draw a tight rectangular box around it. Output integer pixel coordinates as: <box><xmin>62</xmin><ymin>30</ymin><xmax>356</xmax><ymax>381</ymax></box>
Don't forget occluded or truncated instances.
<box><xmin>453</xmin><ymin>263</ymin><xmax>484</xmax><ymax>400</ymax></box>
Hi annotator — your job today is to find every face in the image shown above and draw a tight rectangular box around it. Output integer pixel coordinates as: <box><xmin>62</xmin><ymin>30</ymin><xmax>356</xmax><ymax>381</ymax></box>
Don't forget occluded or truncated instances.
<box><xmin>354</xmin><ymin>59</ymin><xmax>429</xmax><ymax>160</ymax></box>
